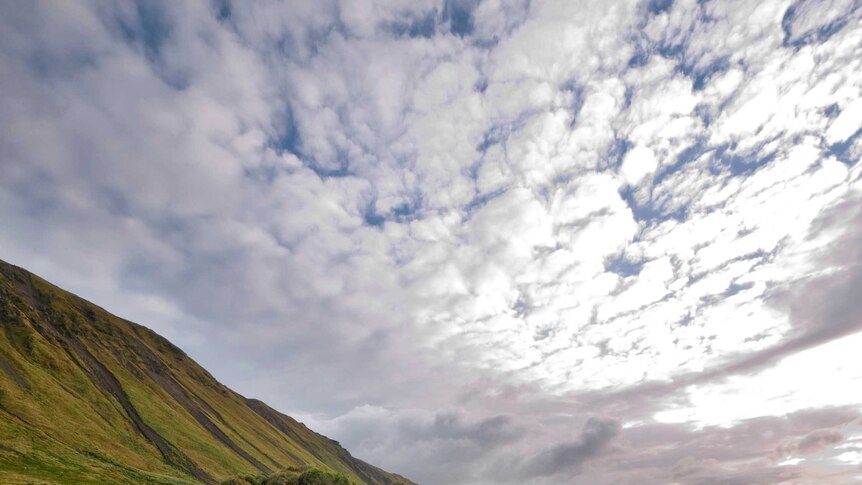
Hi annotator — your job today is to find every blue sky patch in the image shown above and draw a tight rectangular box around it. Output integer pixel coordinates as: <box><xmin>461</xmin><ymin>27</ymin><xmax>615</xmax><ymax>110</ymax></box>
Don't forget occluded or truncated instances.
<box><xmin>620</xmin><ymin>185</ymin><xmax>688</xmax><ymax>224</ymax></box>
<box><xmin>442</xmin><ymin>0</ymin><xmax>477</xmax><ymax>36</ymax></box>
<box><xmin>712</xmin><ymin>144</ymin><xmax>779</xmax><ymax>176</ymax></box>
<box><xmin>388</xmin><ymin>11</ymin><xmax>437</xmax><ymax>38</ymax></box>
<box><xmin>828</xmin><ymin>129</ymin><xmax>862</xmax><ymax>166</ymax></box>
<box><xmin>604</xmin><ymin>254</ymin><xmax>645</xmax><ymax>277</ymax></box>
<box><xmin>117</xmin><ymin>1</ymin><xmax>171</xmax><ymax>61</ymax></box>
<box><xmin>269</xmin><ymin>110</ymin><xmax>303</xmax><ymax>158</ymax></box>
<box><xmin>647</xmin><ymin>0</ymin><xmax>674</xmax><ymax>15</ymax></box>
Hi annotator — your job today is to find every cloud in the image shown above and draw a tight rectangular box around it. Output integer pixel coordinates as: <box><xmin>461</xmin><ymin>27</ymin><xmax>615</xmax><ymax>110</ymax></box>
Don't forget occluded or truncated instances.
<box><xmin>509</xmin><ymin>417</ymin><xmax>621</xmax><ymax>480</ymax></box>
<box><xmin>782</xmin><ymin>0</ymin><xmax>860</xmax><ymax>46</ymax></box>
<box><xmin>1</xmin><ymin>0</ymin><xmax>862</xmax><ymax>483</ymax></box>
<box><xmin>788</xmin><ymin>429</ymin><xmax>845</xmax><ymax>455</ymax></box>
<box><xmin>620</xmin><ymin>145</ymin><xmax>658</xmax><ymax>185</ymax></box>
<box><xmin>305</xmin><ymin>406</ymin><xmax>528</xmax><ymax>484</ymax></box>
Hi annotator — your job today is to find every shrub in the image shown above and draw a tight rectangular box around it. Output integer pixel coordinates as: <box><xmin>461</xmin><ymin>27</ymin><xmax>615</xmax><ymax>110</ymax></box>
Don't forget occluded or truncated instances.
<box><xmin>220</xmin><ymin>467</ymin><xmax>353</xmax><ymax>485</ymax></box>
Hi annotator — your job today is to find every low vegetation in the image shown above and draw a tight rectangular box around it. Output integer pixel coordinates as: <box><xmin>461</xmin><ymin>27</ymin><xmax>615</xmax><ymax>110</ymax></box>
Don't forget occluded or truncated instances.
<box><xmin>221</xmin><ymin>466</ymin><xmax>352</xmax><ymax>485</ymax></box>
<box><xmin>0</xmin><ymin>259</ymin><xmax>412</xmax><ymax>485</ymax></box>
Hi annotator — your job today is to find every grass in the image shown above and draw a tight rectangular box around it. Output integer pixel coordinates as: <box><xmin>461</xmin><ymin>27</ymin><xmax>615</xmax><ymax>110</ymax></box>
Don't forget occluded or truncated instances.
<box><xmin>0</xmin><ymin>260</ymin><xmax>412</xmax><ymax>485</ymax></box>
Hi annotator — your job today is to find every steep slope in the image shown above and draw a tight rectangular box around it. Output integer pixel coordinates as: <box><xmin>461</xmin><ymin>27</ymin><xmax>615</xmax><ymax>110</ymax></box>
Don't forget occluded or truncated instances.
<box><xmin>0</xmin><ymin>259</ymin><xmax>412</xmax><ymax>485</ymax></box>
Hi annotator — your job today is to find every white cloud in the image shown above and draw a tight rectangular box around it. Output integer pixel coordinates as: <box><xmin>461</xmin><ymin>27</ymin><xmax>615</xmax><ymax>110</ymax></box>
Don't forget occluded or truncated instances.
<box><xmin>654</xmin><ymin>330</ymin><xmax>862</xmax><ymax>427</ymax></box>
<box><xmin>619</xmin><ymin>145</ymin><xmax>658</xmax><ymax>185</ymax></box>
<box><xmin>827</xmin><ymin>98</ymin><xmax>862</xmax><ymax>144</ymax></box>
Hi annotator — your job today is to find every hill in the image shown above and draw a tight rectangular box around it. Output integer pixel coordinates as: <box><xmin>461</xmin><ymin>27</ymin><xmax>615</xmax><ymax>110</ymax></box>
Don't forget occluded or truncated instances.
<box><xmin>0</xmin><ymin>259</ymin><xmax>413</xmax><ymax>485</ymax></box>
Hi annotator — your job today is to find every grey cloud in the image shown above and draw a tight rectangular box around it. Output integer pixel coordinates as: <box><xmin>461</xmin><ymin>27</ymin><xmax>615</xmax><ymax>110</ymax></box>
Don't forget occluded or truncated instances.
<box><xmin>313</xmin><ymin>407</ymin><xmax>527</xmax><ymax>484</ymax></box>
<box><xmin>790</xmin><ymin>428</ymin><xmax>845</xmax><ymax>454</ymax></box>
<box><xmin>506</xmin><ymin>417</ymin><xmax>621</xmax><ymax>480</ymax></box>
<box><xmin>579</xmin><ymin>407</ymin><xmax>862</xmax><ymax>485</ymax></box>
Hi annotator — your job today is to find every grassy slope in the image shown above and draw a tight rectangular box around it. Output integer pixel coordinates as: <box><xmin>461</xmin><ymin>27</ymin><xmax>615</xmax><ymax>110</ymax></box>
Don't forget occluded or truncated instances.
<box><xmin>0</xmin><ymin>260</ymin><xmax>413</xmax><ymax>485</ymax></box>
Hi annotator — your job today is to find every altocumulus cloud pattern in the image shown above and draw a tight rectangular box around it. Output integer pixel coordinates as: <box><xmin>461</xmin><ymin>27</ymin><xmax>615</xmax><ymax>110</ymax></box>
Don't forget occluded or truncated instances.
<box><xmin>1</xmin><ymin>0</ymin><xmax>862</xmax><ymax>483</ymax></box>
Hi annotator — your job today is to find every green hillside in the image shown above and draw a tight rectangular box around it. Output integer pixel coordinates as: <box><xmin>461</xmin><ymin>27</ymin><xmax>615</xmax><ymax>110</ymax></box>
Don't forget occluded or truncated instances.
<box><xmin>0</xmin><ymin>259</ymin><xmax>413</xmax><ymax>485</ymax></box>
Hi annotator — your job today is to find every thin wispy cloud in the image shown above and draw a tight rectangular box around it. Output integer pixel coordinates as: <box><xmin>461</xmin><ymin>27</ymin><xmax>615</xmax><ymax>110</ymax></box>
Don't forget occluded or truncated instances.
<box><xmin>1</xmin><ymin>0</ymin><xmax>861</xmax><ymax>483</ymax></box>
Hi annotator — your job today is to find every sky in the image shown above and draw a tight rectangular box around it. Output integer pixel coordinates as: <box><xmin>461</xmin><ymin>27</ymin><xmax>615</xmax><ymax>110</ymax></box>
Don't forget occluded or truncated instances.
<box><xmin>1</xmin><ymin>0</ymin><xmax>862</xmax><ymax>483</ymax></box>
